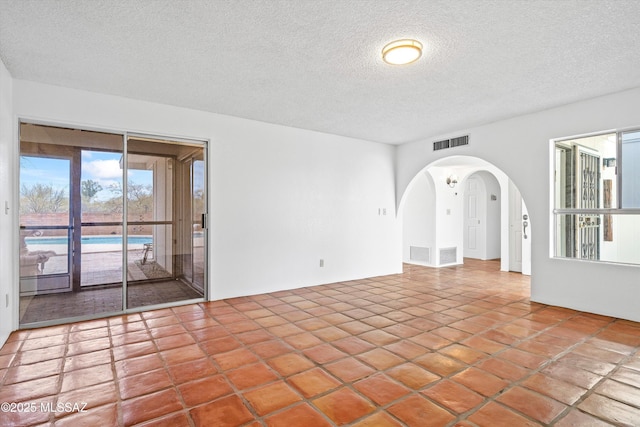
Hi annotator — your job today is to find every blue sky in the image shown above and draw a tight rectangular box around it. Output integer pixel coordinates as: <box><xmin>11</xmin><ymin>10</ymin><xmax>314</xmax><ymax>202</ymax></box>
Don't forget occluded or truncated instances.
<box><xmin>21</xmin><ymin>151</ymin><xmax>153</xmax><ymax>201</ymax></box>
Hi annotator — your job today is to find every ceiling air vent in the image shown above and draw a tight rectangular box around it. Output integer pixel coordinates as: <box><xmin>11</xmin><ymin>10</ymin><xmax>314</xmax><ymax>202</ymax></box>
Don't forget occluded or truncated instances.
<box><xmin>433</xmin><ymin>139</ymin><xmax>450</xmax><ymax>151</ymax></box>
<box><xmin>433</xmin><ymin>135</ymin><xmax>469</xmax><ymax>151</ymax></box>
<box><xmin>450</xmin><ymin>135</ymin><xmax>469</xmax><ymax>147</ymax></box>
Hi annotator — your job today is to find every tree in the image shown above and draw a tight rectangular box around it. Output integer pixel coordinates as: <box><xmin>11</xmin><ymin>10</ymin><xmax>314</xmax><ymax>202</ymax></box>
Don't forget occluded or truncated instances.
<box><xmin>106</xmin><ymin>181</ymin><xmax>153</xmax><ymax>217</ymax></box>
<box><xmin>20</xmin><ymin>183</ymin><xmax>68</xmax><ymax>213</ymax></box>
<box><xmin>81</xmin><ymin>179</ymin><xmax>102</xmax><ymax>203</ymax></box>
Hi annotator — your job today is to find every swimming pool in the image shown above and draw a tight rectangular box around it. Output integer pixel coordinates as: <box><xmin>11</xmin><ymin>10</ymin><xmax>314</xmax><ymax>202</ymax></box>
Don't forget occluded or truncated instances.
<box><xmin>25</xmin><ymin>236</ymin><xmax>152</xmax><ymax>246</ymax></box>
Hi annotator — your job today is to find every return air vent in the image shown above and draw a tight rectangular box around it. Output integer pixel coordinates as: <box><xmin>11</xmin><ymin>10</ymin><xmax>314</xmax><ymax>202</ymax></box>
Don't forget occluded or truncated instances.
<box><xmin>439</xmin><ymin>247</ymin><xmax>457</xmax><ymax>265</ymax></box>
<box><xmin>450</xmin><ymin>135</ymin><xmax>469</xmax><ymax>147</ymax></box>
<box><xmin>433</xmin><ymin>139</ymin><xmax>450</xmax><ymax>151</ymax></box>
<box><xmin>433</xmin><ymin>135</ymin><xmax>469</xmax><ymax>151</ymax></box>
<box><xmin>410</xmin><ymin>246</ymin><xmax>431</xmax><ymax>263</ymax></box>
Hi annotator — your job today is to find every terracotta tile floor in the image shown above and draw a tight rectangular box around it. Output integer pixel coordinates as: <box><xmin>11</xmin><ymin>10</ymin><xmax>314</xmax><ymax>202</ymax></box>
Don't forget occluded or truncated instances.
<box><xmin>1</xmin><ymin>259</ymin><xmax>640</xmax><ymax>426</ymax></box>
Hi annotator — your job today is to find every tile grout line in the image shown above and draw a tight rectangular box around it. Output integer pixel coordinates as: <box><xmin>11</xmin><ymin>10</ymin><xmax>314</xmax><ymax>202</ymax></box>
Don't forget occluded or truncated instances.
<box><xmin>1</xmin><ymin>261</ymin><xmax>638</xmax><ymax>426</ymax></box>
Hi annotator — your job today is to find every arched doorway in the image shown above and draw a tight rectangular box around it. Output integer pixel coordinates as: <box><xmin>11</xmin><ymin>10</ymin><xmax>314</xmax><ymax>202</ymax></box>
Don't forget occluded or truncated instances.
<box><xmin>399</xmin><ymin>155</ymin><xmax>531</xmax><ymax>274</ymax></box>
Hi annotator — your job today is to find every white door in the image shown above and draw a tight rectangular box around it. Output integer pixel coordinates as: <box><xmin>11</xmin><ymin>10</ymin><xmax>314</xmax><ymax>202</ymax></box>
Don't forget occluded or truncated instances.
<box><xmin>464</xmin><ymin>177</ymin><xmax>484</xmax><ymax>259</ymax></box>
<box><xmin>509</xmin><ymin>181</ymin><xmax>523</xmax><ymax>272</ymax></box>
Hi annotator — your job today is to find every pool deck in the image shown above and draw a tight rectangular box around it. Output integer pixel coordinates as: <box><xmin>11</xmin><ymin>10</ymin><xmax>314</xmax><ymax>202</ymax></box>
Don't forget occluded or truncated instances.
<box><xmin>23</xmin><ymin>247</ymin><xmax>146</xmax><ymax>284</ymax></box>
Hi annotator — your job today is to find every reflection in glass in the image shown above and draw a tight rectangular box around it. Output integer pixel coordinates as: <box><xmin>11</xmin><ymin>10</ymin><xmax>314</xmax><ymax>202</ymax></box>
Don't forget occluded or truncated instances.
<box><xmin>555</xmin><ymin>214</ymin><xmax>640</xmax><ymax>264</ymax></box>
<box><xmin>622</xmin><ymin>130</ymin><xmax>640</xmax><ymax>208</ymax></box>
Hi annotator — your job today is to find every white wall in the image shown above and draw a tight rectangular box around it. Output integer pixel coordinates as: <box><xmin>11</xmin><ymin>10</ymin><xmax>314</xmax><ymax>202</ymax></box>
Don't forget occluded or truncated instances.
<box><xmin>0</xmin><ymin>59</ymin><xmax>15</xmax><ymax>343</ymax></box>
<box><xmin>402</xmin><ymin>171</ymin><xmax>435</xmax><ymax>265</ymax></box>
<box><xmin>10</xmin><ymin>80</ymin><xmax>401</xmax><ymax>308</ymax></box>
<box><xmin>429</xmin><ymin>166</ymin><xmax>465</xmax><ymax>265</ymax></box>
<box><xmin>397</xmin><ymin>88</ymin><xmax>640</xmax><ymax>322</ymax></box>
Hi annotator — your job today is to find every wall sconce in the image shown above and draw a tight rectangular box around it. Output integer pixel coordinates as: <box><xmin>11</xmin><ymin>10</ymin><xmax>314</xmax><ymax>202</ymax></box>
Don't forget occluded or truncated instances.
<box><xmin>446</xmin><ymin>175</ymin><xmax>458</xmax><ymax>188</ymax></box>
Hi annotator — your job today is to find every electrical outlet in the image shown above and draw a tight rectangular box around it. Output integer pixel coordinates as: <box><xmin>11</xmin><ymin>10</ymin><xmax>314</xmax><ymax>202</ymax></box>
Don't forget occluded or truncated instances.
<box><xmin>319</xmin><ymin>259</ymin><xmax>324</xmax><ymax>267</ymax></box>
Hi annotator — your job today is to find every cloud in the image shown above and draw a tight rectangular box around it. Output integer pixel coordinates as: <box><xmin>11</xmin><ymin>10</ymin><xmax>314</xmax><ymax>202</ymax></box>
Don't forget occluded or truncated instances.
<box><xmin>83</xmin><ymin>159</ymin><xmax>123</xmax><ymax>179</ymax></box>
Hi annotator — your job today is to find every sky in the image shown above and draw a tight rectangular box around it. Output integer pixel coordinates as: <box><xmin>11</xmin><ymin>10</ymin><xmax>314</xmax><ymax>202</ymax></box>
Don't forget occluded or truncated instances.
<box><xmin>20</xmin><ymin>150</ymin><xmax>152</xmax><ymax>202</ymax></box>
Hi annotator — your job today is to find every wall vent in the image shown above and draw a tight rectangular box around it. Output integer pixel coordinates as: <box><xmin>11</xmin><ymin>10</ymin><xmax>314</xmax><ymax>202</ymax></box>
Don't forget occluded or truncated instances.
<box><xmin>439</xmin><ymin>247</ymin><xmax>457</xmax><ymax>265</ymax></box>
<box><xmin>433</xmin><ymin>135</ymin><xmax>469</xmax><ymax>151</ymax></box>
<box><xmin>433</xmin><ymin>139</ymin><xmax>450</xmax><ymax>151</ymax></box>
<box><xmin>410</xmin><ymin>246</ymin><xmax>430</xmax><ymax>263</ymax></box>
<box><xmin>450</xmin><ymin>135</ymin><xmax>469</xmax><ymax>147</ymax></box>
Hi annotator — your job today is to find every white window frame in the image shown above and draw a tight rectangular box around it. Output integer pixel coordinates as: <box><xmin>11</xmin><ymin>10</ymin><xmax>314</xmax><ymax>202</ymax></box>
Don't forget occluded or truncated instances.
<box><xmin>551</xmin><ymin>127</ymin><xmax>640</xmax><ymax>265</ymax></box>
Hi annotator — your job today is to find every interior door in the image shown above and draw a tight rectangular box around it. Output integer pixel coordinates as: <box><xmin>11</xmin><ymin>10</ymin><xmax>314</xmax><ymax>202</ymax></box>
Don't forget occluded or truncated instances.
<box><xmin>509</xmin><ymin>181</ymin><xmax>523</xmax><ymax>272</ymax></box>
<box><xmin>464</xmin><ymin>177</ymin><xmax>483</xmax><ymax>259</ymax></box>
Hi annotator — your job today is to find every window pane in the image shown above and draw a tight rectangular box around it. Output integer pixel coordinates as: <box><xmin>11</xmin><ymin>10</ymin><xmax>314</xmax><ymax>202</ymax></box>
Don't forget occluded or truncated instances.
<box><xmin>555</xmin><ymin>134</ymin><xmax>616</xmax><ymax>209</ymax></box>
<box><xmin>555</xmin><ymin>213</ymin><xmax>640</xmax><ymax>264</ymax></box>
<box><xmin>621</xmin><ymin>130</ymin><xmax>640</xmax><ymax>208</ymax></box>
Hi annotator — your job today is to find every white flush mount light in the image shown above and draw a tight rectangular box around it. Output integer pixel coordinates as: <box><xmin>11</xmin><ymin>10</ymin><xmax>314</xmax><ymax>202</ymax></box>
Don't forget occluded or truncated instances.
<box><xmin>382</xmin><ymin>39</ymin><xmax>423</xmax><ymax>65</ymax></box>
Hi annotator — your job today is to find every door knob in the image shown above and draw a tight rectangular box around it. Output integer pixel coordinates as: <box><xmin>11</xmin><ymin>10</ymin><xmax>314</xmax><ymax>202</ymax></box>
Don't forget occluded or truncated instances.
<box><xmin>523</xmin><ymin>220</ymin><xmax>529</xmax><ymax>239</ymax></box>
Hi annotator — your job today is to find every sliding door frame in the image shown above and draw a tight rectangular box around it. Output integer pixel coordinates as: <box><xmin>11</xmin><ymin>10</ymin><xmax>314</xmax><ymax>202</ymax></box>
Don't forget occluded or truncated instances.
<box><xmin>16</xmin><ymin>118</ymin><xmax>209</xmax><ymax>328</ymax></box>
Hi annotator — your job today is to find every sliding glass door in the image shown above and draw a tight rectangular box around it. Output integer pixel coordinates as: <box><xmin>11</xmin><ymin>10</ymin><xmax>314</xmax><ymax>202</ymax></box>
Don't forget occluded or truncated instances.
<box><xmin>125</xmin><ymin>136</ymin><xmax>207</xmax><ymax>309</ymax></box>
<box><xmin>19</xmin><ymin>156</ymin><xmax>73</xmax><ymax>295</ymax></box>
<box><xmin>19</xmin><ymin>123</ymin><xmax>207</xmax><ymax>326</ymax></box>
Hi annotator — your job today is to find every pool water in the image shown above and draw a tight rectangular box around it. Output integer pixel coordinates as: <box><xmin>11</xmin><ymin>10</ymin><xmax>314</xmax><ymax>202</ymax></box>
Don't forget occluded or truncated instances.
<box><xmin>25</xmin><ymin>236</ymin><xmax>152</xmax><ymax>245</ymax></box>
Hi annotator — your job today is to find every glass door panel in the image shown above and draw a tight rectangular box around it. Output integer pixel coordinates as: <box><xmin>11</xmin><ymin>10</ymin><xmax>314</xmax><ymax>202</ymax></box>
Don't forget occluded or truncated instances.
<box><xmin>19</xmin><ymin>123</ymin><xmax>124</xmax><ymax>325</ymax></box>
<box><xmin>126</xmin><ymin>137</ymin><xmax>206</xmax><ymax>309</ymax></box>
<box><xmin>80</xmin><ymin>150</ymin><xmax>124</xmax><ymax>287</ymax></box>
<box><xmin>192</xmin><ymin>156</ymin><xmax>206</xmax><ymax>292</ymax></box>
<box><xmin>81</xmin><ymin>226</ymin><xmax>124</xmax><ymax>286</ymax></box>
<box><xmin>19</xmin><ymin>156</ymin><xmax>72</xmax><ymax>299</ymax></box>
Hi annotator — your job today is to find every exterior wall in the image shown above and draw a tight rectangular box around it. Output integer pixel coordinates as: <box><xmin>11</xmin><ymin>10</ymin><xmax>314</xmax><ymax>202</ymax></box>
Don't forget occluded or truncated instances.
<box><xmin>397</xmin><ymin>88</ymin><xmax>640</xmax><ymax>322</ymax></box>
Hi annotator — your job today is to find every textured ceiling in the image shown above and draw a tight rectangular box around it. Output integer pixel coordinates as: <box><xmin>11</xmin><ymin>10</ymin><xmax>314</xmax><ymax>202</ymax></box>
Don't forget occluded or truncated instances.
<box><xmin>1</xmin><ymin>0</ymin><xmax>640</xmax><ymax>145</ymax></box>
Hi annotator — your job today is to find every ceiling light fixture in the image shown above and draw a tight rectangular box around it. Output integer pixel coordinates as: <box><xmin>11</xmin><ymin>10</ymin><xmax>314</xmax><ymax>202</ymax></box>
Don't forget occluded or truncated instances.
<box><xmin>382</xmin><ymin>39</ymin><xmax>423</xmax><ymax>65</ymax></box>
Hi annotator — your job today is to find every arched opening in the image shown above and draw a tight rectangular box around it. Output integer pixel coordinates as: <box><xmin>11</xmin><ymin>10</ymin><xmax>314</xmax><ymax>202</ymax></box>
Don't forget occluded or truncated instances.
<box><xmin>399</xmin><ymin>155</ymin><xmax>531</xmax><ymax>275</ymax></box>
